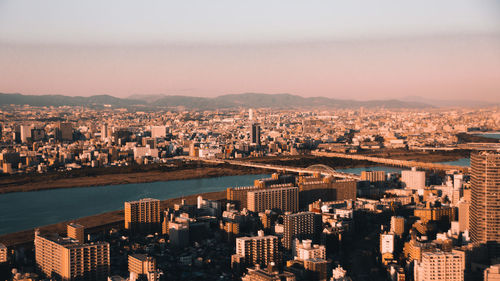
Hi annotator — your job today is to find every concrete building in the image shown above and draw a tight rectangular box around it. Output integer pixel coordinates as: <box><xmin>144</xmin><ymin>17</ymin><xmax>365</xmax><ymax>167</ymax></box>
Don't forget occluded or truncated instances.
<box><xmin>151</xmin><ymin>126</ymin><xmax>168</xmax><ymax>138</ymax></box>
<box><xmin>283</xmin><ymin>212</ymin><xmax>321</xmax><ymax>251</ymax></box>
<box><xmin>390</xmin><ymin>216</ymin><xmax>405</xmax><ymax>237</ymax></box>
<box><xmin>234</xmin><ymin>230</ymin><xmax>278</xmax><ymax>267</ymax></box>
<box><xmin>57</xmin><ymin>122</ymin><xmax>73</xmax><ymax>141</ymax></box>
<box><xmin>295</xmin><ymin>239</ymin><xmax>326</xmax><ymax>261</ymax></box>
<box><xmin>360</xmin><ymin>171</ymin><xmax>386</xmax><ymax>182</ymax></box>
<box><xmin>34</xmin><ymin>230</ymin><xmax>110</xmax><ymax>280</ymax></box>
<box><xmin>67</xmin><ymin>223</ymin><xmax>85</xmax><ymax>243</ymax></box>
<box><xmin>227</xmin><ymin>186</ymin><xmax>263</xmax><ymax>210</ymax></box>
<box><xmin>298</xmin><ymin>179</ymin><xmax>357</xmax><ymax>208</ymax></box>
<box><xmin>414</xmin><ymin>250</ymin><xmax>464</xmax><ymax>281</ymax></box>
<box><xmin>128</xmin><ymin>254</ymin><xmax>156</xmax><ymax>275</ymax></box>
<box><xmin>380</xmin><ymin>232</ymin><xmax>395</xmax><ymax>264</ymax></box>
<box><xmin>484</xmin><ymin>264</ymin><xmax>500</xmax><ymax>281</ymax></box>
<box><xmin>401</xmin><ymin>167</ymin><xmax>425</xmax><ymax>189</ymax></box>
<box><xmin>414</xmin><ymin>204</ymin><xmax>456</xmax><ymax>223</ymax></box>
<box><xmin>124</xmin><ymin>198</ymin><xmax>161</xmax><ymax>233</ymax></box>
<box><xmin>470</xmin><ymin>151</ymin><xmax>500</xmax><ymax>256</ymax></box>
<box><xmin>251</xmin><ymin>123</ymin><xmax>261</xmax><ymax>145</ymax></box>
<box><xmin>247</xmin><ymin>185</ymin><xmax>299</xmax><ymax>213</ymax></box>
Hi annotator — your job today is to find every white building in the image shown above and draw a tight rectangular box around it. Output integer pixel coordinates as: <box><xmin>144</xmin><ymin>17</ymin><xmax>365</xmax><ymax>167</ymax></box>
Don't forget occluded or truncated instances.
<box><xmin>151</xmin><ymin>126</ymin><xmax>168</xmax><ymax>138</ymax></box>
<box><xmin>295</xmin><ymin>239</ymin><xmax>326</xmax><ymax>261</ymax></box>
<box><xmin>401</xmin><ymin>167</ymin><xmax>425</xmax><ymax>189</ymax></box>
<box><xmin>484</xmin><ymin>264</ymin><xmax>500</xmax><ymax>281</ymax></box>
<box><xmin>380</xmin><ymin>233</ymin><xmax>395</xmax><ymax>254</ymax></box>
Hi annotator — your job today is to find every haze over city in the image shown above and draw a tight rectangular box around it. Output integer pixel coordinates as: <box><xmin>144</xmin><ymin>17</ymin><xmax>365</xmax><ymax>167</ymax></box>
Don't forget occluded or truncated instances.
<box><xmin>1</xmin><ymin>0</ymin><xmax>500</xmax><ymax>101</ymax></box>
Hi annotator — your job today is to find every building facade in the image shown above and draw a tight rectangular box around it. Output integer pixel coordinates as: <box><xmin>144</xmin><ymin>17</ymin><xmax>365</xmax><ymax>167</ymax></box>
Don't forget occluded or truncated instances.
<box><xmin>124</xmin><ymin>198</ymin><xmax>161</xmax><ymax>233</ymax></box>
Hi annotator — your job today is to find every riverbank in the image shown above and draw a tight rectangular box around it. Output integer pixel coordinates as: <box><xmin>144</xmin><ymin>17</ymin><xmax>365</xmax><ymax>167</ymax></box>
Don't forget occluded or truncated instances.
<box><xmin>0</xmin><ymin>163</ymin><xmax>266</xmax><ymax>194</ymax></box>
<box><xmin>0</xmin><ymin>190</ymin><xmax>226</xmax><ymax>247</ymax></box>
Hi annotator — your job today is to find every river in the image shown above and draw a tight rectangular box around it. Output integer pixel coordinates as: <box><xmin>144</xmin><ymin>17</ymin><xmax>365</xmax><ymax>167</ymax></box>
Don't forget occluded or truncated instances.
<box><xmin>0</xmin><ymin>159</ymin><xmax>471</xmax><ymax>235</ymax></box>
<box><xmin>0</xmin><ymin>174</ymin><xmax>270</xmax><ymax>235</ymax></box>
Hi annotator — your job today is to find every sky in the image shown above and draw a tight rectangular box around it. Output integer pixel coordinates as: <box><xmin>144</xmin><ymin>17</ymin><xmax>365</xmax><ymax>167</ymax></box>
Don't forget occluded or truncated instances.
<box><xmin>0</xmin><ymin>0</ymin><xmax>499</xmax><ymax>101</ymax></box>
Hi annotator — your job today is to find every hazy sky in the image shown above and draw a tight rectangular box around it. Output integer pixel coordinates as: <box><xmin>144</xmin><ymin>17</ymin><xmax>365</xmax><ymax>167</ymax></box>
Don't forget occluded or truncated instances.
<box><xmin>1</xmin><ymin>0</ymin><xmax>499</xmax><ymax>101</ymax></box>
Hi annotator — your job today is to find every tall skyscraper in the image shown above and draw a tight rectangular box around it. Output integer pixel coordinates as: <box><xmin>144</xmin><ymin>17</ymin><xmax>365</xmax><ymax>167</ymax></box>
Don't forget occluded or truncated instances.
<box><xmin>34</xmin><ymin>230</ymin><xmax>110</xmax><ymax>280</ymax></box>
<box><xmin>251</xmin><ymin>123</ymin><xmax>261</xmax><ymax>145</ymax></box>
<box><xmin>470</xmin><ymin>151</ymin><xmax>500</xmax><ymax>255</ymax></box>
<box><xmin>124</xmin><ymin>198</ymin><xmax>161</xmax><ymax>233</ymax></box>
<box><xmin>101</xmin><ymin>124</ymin><xmax>108</xmax><ymax>141</ymax></box>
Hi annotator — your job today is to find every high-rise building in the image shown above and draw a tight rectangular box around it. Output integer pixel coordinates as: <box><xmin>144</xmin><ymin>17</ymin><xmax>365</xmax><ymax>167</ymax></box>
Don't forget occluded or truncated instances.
<box><xmin>247</xmin><ymin>185</ymin><xmax>299</xmax><ymax>213</ymax></box>
<box><xmin>67</xmin><ymin>223</ymin><xmax>85</xmax><ymax>243</ymax></box>
<box><xmin>101</xmin><ymin>124</ymin><xmax>108</xmax><ymax>141</ymax></box>
<box><xmin>484</xmin><ymin>264</ymin><xmax>500</xmax><ymax>281</ymax></box>
<box><xmin>20</xmin><ymin>125</ymin><xmax>32</xmax><ymax>143</ymax></box>
<box><xmin>298</xmin><ymin>178</ymin><xmax>356</xmax><ymax>208</ymax></box>
<box><xmin>401</xmin><ymin>167</ymin><xmax>426</xmax><ymax>189</ymax></box>
<box><xmin>124</xmin><ymin>198</ymin><xmax>161</xmax><ymax>233</ymax></box>
<box><xmin>251</xmin><ymin>123</ymin><xmax>261</xmax><ymax>145</ymax></box>
<box><xmin>151</xmin><ymin>126</ymin><xmax>168</xmax><ymax>138</ymax></box>
<box><xmin>414</xmin><ymin>250</ymin><xmax>464</xmax><ymax>281</ymax></box>
<box><xmin>234</xmin><ymin>230</ymin><xmax>279</xmax><ymax>267</ymax></box>
<box><xmin>283</xmin><ymin>212</ymin><xmax>321</xmax><ymax>251</ymax></box>
<box><xmin>390</xmin><ymin>216</ymin><xmax>405</xmax><ymax>237</ymax></box>
<box><xmin>128</xmin><ymin>254</ymin><xmax>156</xmax><ymax>275</ymax></box>
<box><xmin>34</xmin><ymin>230</ymin><xmax>110</xmax><ymax>280</ymax></box>
<box><xmin>57</xmin><ymin>122</ymin><xmax>73</xmax><ymax>141</ymax></box>
<box><xmin>227</xmin><ymin>186</ymin><xmax>263</xmax><ymax>210</ymax></box>
<box><xmin>380</xmin><ymin>232</ymin><xmax>395</xmax><ymax>264</ymax></box>
<box><xmin>470</xmin><ymin>151</ymin><xmax>500</xmax><ymax>255</ymax></box>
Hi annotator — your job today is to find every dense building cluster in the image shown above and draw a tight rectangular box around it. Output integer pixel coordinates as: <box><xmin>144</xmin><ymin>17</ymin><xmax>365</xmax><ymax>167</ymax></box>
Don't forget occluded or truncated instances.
<box><xmin>1</xmin><ymin>106</ymin><xmax>499</xmax><ymax>174</ymax></box>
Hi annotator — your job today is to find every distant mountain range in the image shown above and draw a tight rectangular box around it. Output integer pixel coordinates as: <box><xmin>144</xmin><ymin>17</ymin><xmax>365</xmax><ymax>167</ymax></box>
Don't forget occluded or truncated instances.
<box><xmin>403</xmin><ymin>96</ymin><xmax>498</xmax><ymax>108</ymax></box>
<box><xmin>0</xmin><ymin>92</ymin><xmax>434</xmax><ymax>109</ymax></box>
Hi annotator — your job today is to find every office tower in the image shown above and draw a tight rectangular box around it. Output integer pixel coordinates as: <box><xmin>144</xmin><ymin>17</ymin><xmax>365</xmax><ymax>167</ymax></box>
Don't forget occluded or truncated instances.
<box><xmin>380</xmin><ymin>232</ymin><xmax>395</xmax><ymax>264</ymax></box>
<box><xmin>251</xmin><ymin>123</ymin><xmax>261</xmax><ymax>145</ymax></box>
<box><xmin>247</xmin><ymin>185</ymin><xmax>299</xmax><ymax>213</ymax></box>
<box><xmin>360</xmin><ymin>171</ymin><xmax>386</xmax><ymax>182</ymax></box>
<box><xmin>20</xmin><ymin>125</ymin><xmax>32</xmax><ymax>143</ymax></box>
<box><xmin>470</xmin><ymin>151</ymin><xmax>500</xmax><ymax>256</ymax></box>
<box><xmin>124</xmin><ymin>198</ymin><xmax>161</xmax><ymax>233</ymax></box>
<box><xmin>234</xmin><ymin>230</ymin><xmax>278</xmax><ymax>267</ymax></box>
<box><xmin>151</xmin><ymin>126</ymin><xmax>168</xmax><ymax>138</ymax></box>
<box><xmin>390</xmin><ymin>216</ymin><xmax>405</xmax><ymax>237</ymax></box>
<box><xmin>484</xmin><ymin>264</ymin><xmax>500</xmax><ymax>281</ymax></box>
<box><xmin>283</xmin><ymin>212</ymin><xmax>321</xmax><ymax>251</ymax></box>
<box><xmin>57</xmin><ymin>122</ymin><xmax>73</xmax><ymax>141</ymax></box>
<box><xmin>458</xmin><ymin>199</ymin><xmax>470</xmax><ymax>232</ymax></box>
<box><xmin>414</xmin><ymin>250</ymin><xmax>464</xmax><ymax>281</ymax></box>
<box><xmin>34</xmin><ymin>230</ymin><xmax>110</xmax><ymax>280</ymax></box>
<box><xmin>67</xmin><ymin>223</ymin><xmax>85</xmax><ymax>243</ymax></box>
<box><xmin>295</xmin><ymin>239</ymin><xmax>326</xmax><ymax>261</ymax></box>
<box><xmin>0</xmin><ymin>243</ymin><xmax>6</xmax><ymax>263</ymax></box>
<box><xmin>101</xmin><ymin>124</ymin><xmax>108</xmax><ymax>141</ymax></box>
<box><xmin>128</xmin><ymin>254</ymin><xmax>156</xmax><ymax>275</ymax></box>
<box><xmin>401</xmin><ymin>167</ymin><xmax>426</xmax><ymax>189</ymax></box>
<box><xmin>249</xmin><ymin>109</ymin><xmax>254</xmax><ymax>121</ymax></box>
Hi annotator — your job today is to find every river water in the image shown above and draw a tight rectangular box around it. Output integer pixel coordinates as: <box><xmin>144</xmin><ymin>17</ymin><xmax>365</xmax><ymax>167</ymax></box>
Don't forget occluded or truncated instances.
<box><xmin>0</xmin><ymin>158</ymin><xmax>471</xmax><ymax>235</ymax></box>
<box><xmin>0</xmin><ymin>174</ymin><xmax>270</xmax><ymax>235</ymax></box>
